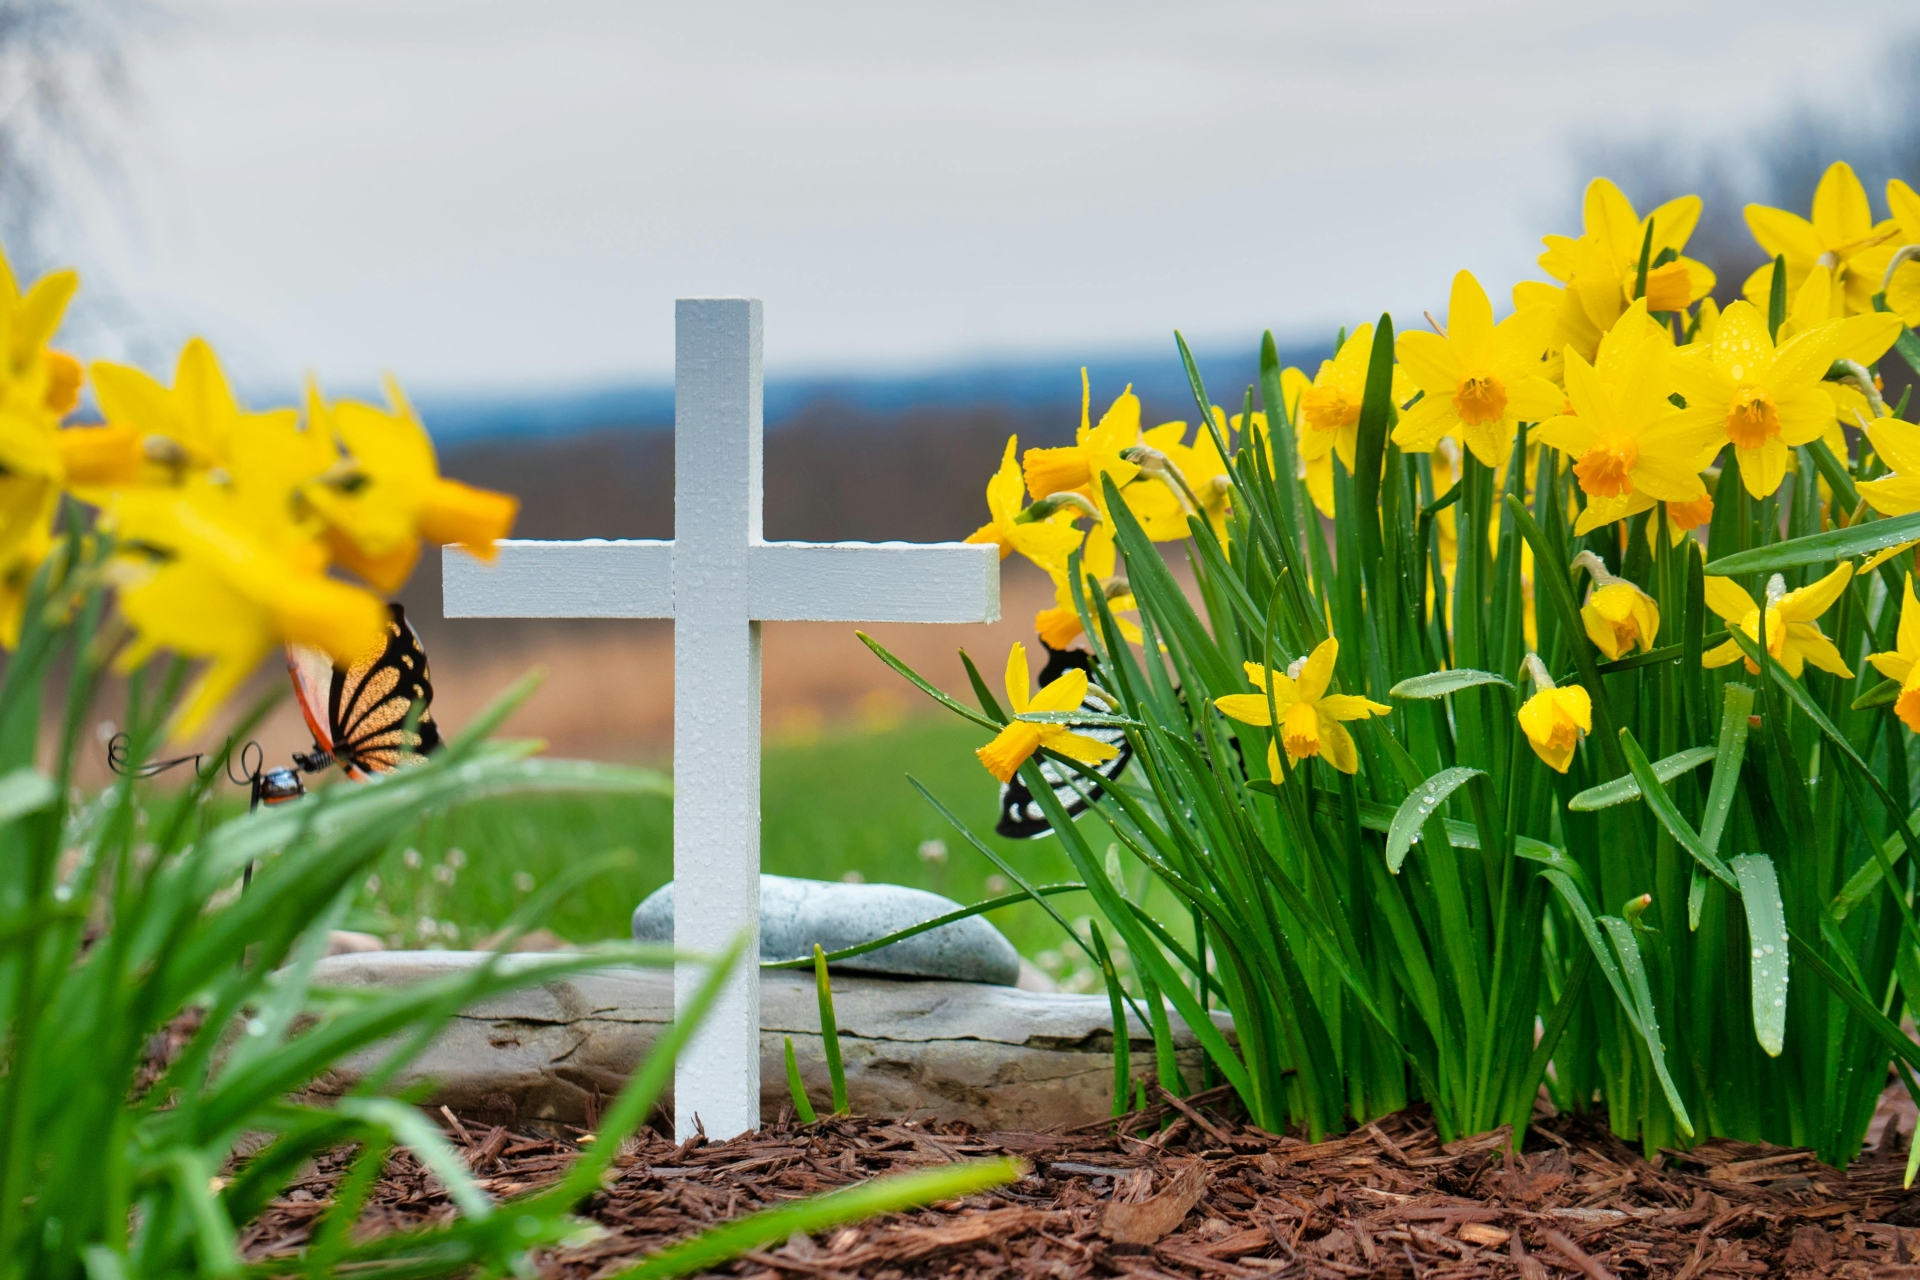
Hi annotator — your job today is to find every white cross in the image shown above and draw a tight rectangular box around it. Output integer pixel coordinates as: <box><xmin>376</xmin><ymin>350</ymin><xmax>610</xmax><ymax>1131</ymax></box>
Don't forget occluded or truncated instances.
<box><xmin>442</xmin><ymin>299</ymin><xmax>1000</xmax><ymax>1139</ymax></box>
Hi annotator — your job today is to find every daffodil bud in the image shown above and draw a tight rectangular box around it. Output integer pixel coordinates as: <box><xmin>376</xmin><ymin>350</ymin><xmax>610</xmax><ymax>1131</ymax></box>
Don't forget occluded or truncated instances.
<box><xmin>1518</xmin><ymin>652</ymin><xmax>1590</xmax><ymax>774</ymax></box>
<box><xmin>1623</xmin><ymin>893</ymin><xmax>1653</xmax><ymax>923</ymax></box>
<box><xmin>1573</xmin><ymin>551</ymin><xmax>1659</xmax><ymax>660</ymax></box>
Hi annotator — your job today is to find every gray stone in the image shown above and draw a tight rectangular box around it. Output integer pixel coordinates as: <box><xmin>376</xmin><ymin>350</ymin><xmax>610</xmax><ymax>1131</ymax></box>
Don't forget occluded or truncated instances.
<box><xmin>631</xmin><ymin>874</ymin><xmax>1021</xmax><ymax>987</ymax></box>
<box><xmin>308</xmin><ymin>951</ymin><xmax>1232</xmax><ymax>1132</ymax></box>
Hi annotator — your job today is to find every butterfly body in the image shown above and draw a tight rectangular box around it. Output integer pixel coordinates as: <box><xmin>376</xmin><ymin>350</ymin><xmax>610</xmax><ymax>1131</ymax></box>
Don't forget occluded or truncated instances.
<box><xmin>289</xmin><ymin>601</ymin><xmax>440</xmax><ymax>781</ymax></box>
<box><xmin>995</xmin><ymin>644</ymin><xmax>1131</xmax><ymax>839</ymax></box>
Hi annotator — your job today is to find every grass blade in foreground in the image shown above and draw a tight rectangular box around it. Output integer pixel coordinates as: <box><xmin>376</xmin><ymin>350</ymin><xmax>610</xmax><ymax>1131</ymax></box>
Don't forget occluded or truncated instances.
<box><xmin>615</xmin><ymin>1159</ymin><xmax>1025</xmax><ymax>1280</ymax></box>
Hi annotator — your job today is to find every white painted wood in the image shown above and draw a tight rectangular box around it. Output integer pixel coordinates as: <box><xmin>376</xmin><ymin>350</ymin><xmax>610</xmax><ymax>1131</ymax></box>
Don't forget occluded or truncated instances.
<box><xmin>443</xmin><ymin>540</ymin><xmax>673</xmax><ymax>618</ymax></box>
<box><xmin>439</xmin><ymin>297</ymin><xmax>1001</xmax><ymax>1141</ymax></box>
<box><xmin>750</xmin><ymin>542</ymin><xmax>998</xmax><ymax>622</ymax></box>
<box><xmin>670</xmin><ymin>297</ymin><xmax>764</xmax><ymax>1143</ymax></box>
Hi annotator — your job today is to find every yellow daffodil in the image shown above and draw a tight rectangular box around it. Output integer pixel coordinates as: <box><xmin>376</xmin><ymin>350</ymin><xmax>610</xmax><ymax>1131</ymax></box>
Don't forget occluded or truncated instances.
<box><xmin>1535</xmin><ymin>301</ymin><xmax>1721</xmax><ymax>533</ymax></box>
<box><xmin>1531</xmin><ymin>178</ymin><xmax>1716</xmax><ymax>361</ymax></box>
<box><xmin>1021</xmin><ymin>371</ymin><xmax>1142</xmax><ymax>501</ymax></box>
<box><xmin>0</xmin><ymin>249</ymin><xmax>85</xmax><ymax>644</ymax></box>
<box><xmin>72</xmin><ymin>339</ymin><xmax>250</xmax><ymax>489</ymax></box>
<box><xmin>975</xmin><ymin>641</ymin><xmax>1121</xmax><ymax>783</ymax></box>
<box><xmin>1293</xmin><ymin>324</ymin><xmax>1413</xmax><ymax>480</ymax></box>
<box><xmin>1702</xmin><ymin>563</ymin><xmax>1853</xmax><ymax>678</ymax></box>
<box><xmin>965</xmin><ymin>435</ymin><xmax>1086</xmax><ymax>574</ymax></box>
<box><xmin>1393</xmin><ymin>270</ymin><xmax>1561</xmax><ymax>467</ymax></box>
<box><xmin>1859</xmin><ymin>415</ymin><xmax>1920</xmax><ymax>516</ymax></box>
<box><xmin>1742</xmin><ymin>161</ymin><xmax>1900</xmax><ymax>318</ymax></box>
<box><xmin>1572</xmin><ymin>552</ymin><xmax>1658</xmax><ymax>660</ymax></box>
<box><xmin>107</xmin><ymin>410</ymin><xmax>389</xmax><ymax>736</ymax></box>
<box><xmin>1518</xmin><ymin>654</ymin><xmax>1590</xmax><ymax>774</ymax></box>
<box><xmin>1866</xmin><ymin>576</ymin><xmax>1920</xmax><ymax>732</ymax></box>
<box><xmin>302</xmin><ymin>377</ymin><xmax>519</xmax><ymax>592</ymax></box>
<box><xmin>1668</xmin><ymin>301</ymin><xmax>1842</xmax><ymax>498</ymax></box>
<box><xmin>1214</xmin><ymin>637</ymin><xmax>1388</xmax><ymax>776</ymax></box>
<box><xmin>1885</xmin><ymin>179</ymin><xmax>1920</xmax><ymax>326</ymax></box>
<box><xmin>0</xmin><ymin>247</ymin><xmax>83</xmax><ymax>431</ymax></box>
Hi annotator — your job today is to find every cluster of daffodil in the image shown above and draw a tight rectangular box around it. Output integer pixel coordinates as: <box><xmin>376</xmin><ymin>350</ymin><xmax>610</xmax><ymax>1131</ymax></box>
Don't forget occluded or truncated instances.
<box><xmin>970</xmin><ymin>162</ymin><xmax>1920</xmax><ymax>785</ymax></box>
<box><xmin>0</xmin><ymin>246</ymin><xmax>517</xmax><ymax>734</ymax></box>
<box><xmin>914</xmin><ymin>160</ymin><xmax>1920</xmax><ymax>1161</ymax></box>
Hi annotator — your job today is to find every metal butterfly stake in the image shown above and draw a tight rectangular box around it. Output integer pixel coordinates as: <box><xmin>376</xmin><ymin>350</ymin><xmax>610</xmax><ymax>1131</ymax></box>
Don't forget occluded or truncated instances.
<box><xmin>107</xmin><ymin>602</ymin><xmax>442</xmax><ymax>884</ymax></box>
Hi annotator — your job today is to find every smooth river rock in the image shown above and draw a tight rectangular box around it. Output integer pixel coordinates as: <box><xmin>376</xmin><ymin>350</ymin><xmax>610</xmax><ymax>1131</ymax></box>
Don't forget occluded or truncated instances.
<box><xmin>630</xmin><ymin>874</ymin><xmax>1022</xmax><ymax>986</ymax></box>
<box><xmin>306</xmin><ymin>951</ymin><xmax>1230</xmax><ymax>1131</ymax></box>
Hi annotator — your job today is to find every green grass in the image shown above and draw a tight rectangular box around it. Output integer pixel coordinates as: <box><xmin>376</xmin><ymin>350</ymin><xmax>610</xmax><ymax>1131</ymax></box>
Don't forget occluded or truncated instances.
<box><xmin>342</xmin><ymin>716</ymin><xmax>1100</xmax><ymax>974</ymax></box>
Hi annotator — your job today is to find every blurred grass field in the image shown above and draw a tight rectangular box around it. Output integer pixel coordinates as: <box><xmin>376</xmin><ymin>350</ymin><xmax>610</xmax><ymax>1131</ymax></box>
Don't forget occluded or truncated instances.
<box><xmin>339</xmin><ymin>716</ymin><xmax>1103</xmax><ymax>979</ymax></box>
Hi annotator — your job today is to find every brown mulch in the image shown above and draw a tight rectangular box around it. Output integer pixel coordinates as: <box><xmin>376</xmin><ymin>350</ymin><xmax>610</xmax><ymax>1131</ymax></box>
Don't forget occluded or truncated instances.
<box><xmin>234</xmin><ymin>1084</ymin><xmax>1920</xmax><ymax>1278</ymax></box>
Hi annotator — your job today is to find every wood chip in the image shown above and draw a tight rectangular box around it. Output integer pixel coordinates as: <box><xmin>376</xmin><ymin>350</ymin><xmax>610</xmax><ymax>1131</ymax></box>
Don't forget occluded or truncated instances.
<box><xmin>1104</xmin><ymin>1161</ymin><xmax>1211</xmax><ymax>1245</ymax></box>
<box><xmin>235</xmin><ymin>1085</ymin><xmax>1920</xmax><ymax>1277</ymax></box>
<box><xmin>1458</xmin><ymin>1221</ymin><xmax>1510</xmax><ymax>1248</ymax></box>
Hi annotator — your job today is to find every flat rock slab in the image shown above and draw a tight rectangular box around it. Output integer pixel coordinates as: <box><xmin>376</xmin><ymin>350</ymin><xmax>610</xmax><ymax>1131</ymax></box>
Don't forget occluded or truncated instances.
<box><xmin>631</xmin><ymin>874</ymin><xmax>1022</xmax><ymax>986</ymax></box>
<box><xmin>308</xmin><ymin>951</ymin><xmax>1227</xmax><ymax>1131</ymax></box>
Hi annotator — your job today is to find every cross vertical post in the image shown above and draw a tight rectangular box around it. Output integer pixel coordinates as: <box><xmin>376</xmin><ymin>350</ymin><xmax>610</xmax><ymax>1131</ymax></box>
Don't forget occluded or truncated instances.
<box><xmin>672</xmin><ymin>299</ymin><xmax>763</xmax><ymax>1141</ymax></box>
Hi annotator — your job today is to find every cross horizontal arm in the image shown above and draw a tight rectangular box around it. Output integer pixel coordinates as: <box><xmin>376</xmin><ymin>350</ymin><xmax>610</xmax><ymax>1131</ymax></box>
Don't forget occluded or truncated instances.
<box><xmin>442</xmin><ymin>540</ymin><xmax>674</xmax><ymax>618</ymax></box>
<box><xmin>749</xmin><ymin>541</ymin><xmax>999</xmax><ymax>623</ymax></box>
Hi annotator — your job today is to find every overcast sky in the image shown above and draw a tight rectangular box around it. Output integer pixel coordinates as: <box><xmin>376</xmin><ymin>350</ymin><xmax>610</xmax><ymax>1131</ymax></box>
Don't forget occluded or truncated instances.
<box><xmin>61</xmin><ymin>0</ymin><xmax>1918</xmax><ymax>393</ymax></box>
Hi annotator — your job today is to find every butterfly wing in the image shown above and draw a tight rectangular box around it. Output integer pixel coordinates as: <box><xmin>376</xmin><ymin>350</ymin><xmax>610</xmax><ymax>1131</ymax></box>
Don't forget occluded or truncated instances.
<box><xmin>994</xmin><ymin>645</ymin><xmax>1132</xmax><ymax>840</ymax></box>
<box><xmin>287</xmin><ymin>644</ymin><xmax>338</xmax><ymax>757</ymax></box>
<box><xmin>328</xmin><ymin>602</ymin><xmax>441</xmax><ymax>781</ymax></box>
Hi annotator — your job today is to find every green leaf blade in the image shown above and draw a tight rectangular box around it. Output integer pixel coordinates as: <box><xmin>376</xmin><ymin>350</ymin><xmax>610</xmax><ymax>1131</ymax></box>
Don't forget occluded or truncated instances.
<box><xmin>1386</xmin><ymin>767</ymin><xmax>1482</xmax><ymax>873</ymax></box>
<box><xmin>1730</xmin><ymin>853</ymin><xmax>1789</xmax><ymax>1056</ymax></box>
<box><xmin>1388</xmin><ymin>669</ymin><xmax>1513</xmax><ymax>700</ymax></box>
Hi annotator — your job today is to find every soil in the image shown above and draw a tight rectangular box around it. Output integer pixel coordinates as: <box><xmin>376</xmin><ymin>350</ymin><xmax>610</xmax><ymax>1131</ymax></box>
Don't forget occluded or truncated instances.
<box><xmin>241</xmin><ymin>1085</ymin><xmax>1920</xmax><ymax>1278</ymax></box>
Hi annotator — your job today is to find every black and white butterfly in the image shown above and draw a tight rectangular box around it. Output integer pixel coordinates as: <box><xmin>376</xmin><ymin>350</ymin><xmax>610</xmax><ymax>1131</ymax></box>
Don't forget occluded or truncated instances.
<box><xmin>288</xmin><ymin>601</ymin><xmax>441</xmax><ymax>782</ymax></box>
<box><xmin>994</xmin><ymin>644</ymin><xmax>1133</xmax><ymax>839</ymax></box>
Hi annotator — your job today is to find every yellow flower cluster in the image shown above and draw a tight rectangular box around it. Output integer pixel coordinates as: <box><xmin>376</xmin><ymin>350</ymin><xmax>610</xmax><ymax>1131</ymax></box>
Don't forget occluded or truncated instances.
<box><xmin>965</xmin><ymin>369</ymin><xmax>1238</xmax><ymax>650</ymax></box>
<box><xmin>964</xmin><ymin>162</ymin><xmax>1920</xmax><ymax>783</ymax></box>
<box><xmin>0</xmin><ymin>245</ymin><xmax>518</xmax><ymax>735</ymax></box>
